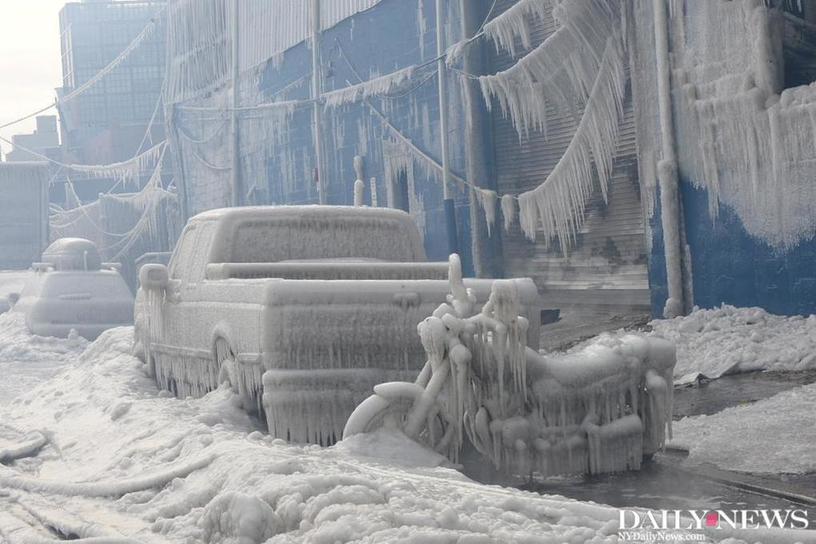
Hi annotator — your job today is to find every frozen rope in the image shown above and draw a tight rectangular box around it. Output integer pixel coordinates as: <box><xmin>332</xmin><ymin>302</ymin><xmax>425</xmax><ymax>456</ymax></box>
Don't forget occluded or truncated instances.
<box><xmin>0</xmin><ymin>135</ymin><xmax>166</xmax><ymax>181</ymax></box>
<box><xmin>61</xmin><ymin>10</ymin><xmax>165</xmax><ymax>104</ymax></box>
<box><xmin>0</xmin><ymin>102</ymin><xmax>57</xmax><ymax>131</ymax></box>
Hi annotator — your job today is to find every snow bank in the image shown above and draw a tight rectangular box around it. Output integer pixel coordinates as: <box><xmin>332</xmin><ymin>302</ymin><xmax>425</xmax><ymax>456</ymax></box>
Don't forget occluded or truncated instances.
<box><xmin>650</xmin><ymin>305</ymin><xmax>816</xmax><ymax>381</ymax></box>
<box><xmin>670</xmin><ymin>382</ymin><xmax>816</xmax><ymax>474</ymax></box>
<box><xmin>0</xmin><ymin>271</ymin><xmax>28</xmax><ymax>303</ymax></box>
<box><xmin>1</xmin><ymin>326</ymin><xmax>650</xmax><ymax>543</ymax></box>
<box><xmin>0</xmin><ymin>312</ymin><xmax>88</xmax><ymax>405</ymax></box>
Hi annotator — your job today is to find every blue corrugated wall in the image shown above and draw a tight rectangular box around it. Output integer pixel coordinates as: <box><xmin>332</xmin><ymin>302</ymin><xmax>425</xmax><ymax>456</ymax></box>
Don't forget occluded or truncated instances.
<box><xmin>256</xmin><ymin>0</ymin><xmax>475</xmax><ymax>273</ymax></box>
<box><xmin>649</xmin><ymin>180</ymin><xmax>816</xmax><ymax>317</ymax></box>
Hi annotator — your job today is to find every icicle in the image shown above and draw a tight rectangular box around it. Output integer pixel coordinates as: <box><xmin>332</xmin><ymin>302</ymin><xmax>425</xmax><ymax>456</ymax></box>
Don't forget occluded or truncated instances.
<box><xmin>66</xmin><ymin>141</ymin><xmax>167</xmax><ymax>187</ymax></box>
<box><xmin>656</xmin><ymin>0</ymin><xmax>816</xmax><ymax>249</ymax></box>
<box><xmin>500</xmin><ymin>194</ymin><xmax>516</xmax><ymax>232</ymax></box>
<box><xmin>354</xmin><ymin>180</ymin><xmax>365</xmax><ymax>207</ymax></box>
<box><xmin>369</xmin><ymin>177</ymin><xmax>378</xmax><ymax>207</ymax></box>
<box><xmin>477</xmin><ymin>189</ymin><xmax>497</xmax><ymax>236</ymax></box>
<box><xmin>478</xmin><ymin>0</ymin><xmax>619</xmax><ymax>138</ymax></box>
<box><xmin>64</xmin><ymin>180</ymin><xmax>83</xmax><ymax>210</ymax></box>
<box><xmin>323</xmin><ymin>66</ymin><xmax>418</xmax><ymax>108</ymax></box>
<box><xmin>516</xmin><ymin>33</ymin><xmax>626</xmax><ymax>245</ymax></box>
<box><xmin>482</xmin><ymin>0</ymin><xmax>553</xmax><ymax>57</ymax></box>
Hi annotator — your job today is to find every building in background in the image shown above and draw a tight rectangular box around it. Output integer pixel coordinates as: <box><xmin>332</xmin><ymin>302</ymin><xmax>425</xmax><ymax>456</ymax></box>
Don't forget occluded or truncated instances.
<box><xmin>4</xmin><ymin>116</ymin><xmax>61</xmax><ymax>163</ymax></box>
<box><xmin>58</xmin><ymin>0</ymin><xmax>166</xmax><ymax>172</ymax></box>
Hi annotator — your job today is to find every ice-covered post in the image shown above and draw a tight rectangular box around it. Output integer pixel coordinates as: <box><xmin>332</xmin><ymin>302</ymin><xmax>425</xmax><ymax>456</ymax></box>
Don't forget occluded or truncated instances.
<box><xmin>436</xmin><ymin>0</ymin><xmax>459</xmax><ymax>255</ymax></box>
<box><xmin>369</xmin><ymin>177</ymin><xmax>378</xmax><ymax>207</ymax></box>
<box><xmin>353</xmin><ymin>155</ymin><xmax>365</xmax><ymax>207</ymax></box>
<box><xmin>230</xmin><ymin>0</ymin><xmax>241</xmax><ymax>207</ymax></box>
<box><xmin>312</xmin><ymin>0</ymin><xmax>327</xmax><ymax>204</ymax></box>
<box><xmin>459</xmin><ymin>0</ymin><xmax>503</xmax><ymax>278</ymax></box>
<box><xmin>653</xmin><ymin>0</ymin><xmax>686</xmax><ymax>318</ymax></box>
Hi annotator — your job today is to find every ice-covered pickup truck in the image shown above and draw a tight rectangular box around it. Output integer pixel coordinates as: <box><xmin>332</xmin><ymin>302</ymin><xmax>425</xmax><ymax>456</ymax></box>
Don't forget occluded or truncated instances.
<box><xmin>135</xmin><ymin>206</ymin><xmax>540</xmax><ymax>444</ymax></box>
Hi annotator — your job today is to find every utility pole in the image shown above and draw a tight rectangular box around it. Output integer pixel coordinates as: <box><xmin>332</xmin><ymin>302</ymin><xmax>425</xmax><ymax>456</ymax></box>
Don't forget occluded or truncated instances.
<box><xmin>312</xmin><ymin>0</ymin><xmax>327</xmax><ymax>204</ymax></box>
<box><xmin>230</xmin><ymin>0</ymin><xmax>241</xmax><ymax>207</ymax></box>
<box><xmin>460</xmin><ymin>0</ymin><xmax>501</xmax><ymax>277</ymax></box>
<box><xmin>436</xmin><ymin>0</ymin><xmax>458</xmax><ymax>255</ymax></box>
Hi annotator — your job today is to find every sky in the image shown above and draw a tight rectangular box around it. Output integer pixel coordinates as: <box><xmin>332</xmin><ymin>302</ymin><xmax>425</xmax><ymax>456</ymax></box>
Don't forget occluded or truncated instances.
<box><xmin>0</xmin><ymin>1</ymin><xmax>69</xmax><ymax>155</ymax></box>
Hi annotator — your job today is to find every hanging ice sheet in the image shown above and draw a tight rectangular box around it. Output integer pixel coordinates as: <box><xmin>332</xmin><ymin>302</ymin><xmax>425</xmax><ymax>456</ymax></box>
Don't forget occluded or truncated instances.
<box><xmin>664</xmin><ymin>0</ymin><xmax>816</xmax><ymax>248</ymax></box>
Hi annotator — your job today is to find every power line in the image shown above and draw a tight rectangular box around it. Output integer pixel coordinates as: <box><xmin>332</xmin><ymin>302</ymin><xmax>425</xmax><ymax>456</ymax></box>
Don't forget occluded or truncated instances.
<box><xmin>0</xmin><ymin>103</ymin><xmax>57</xmax><ymax>131</ymax></box>
<box><xmin>0</xmin><ymin>8</ymin><xmax>165</xmax><ymax>133</ymax></box>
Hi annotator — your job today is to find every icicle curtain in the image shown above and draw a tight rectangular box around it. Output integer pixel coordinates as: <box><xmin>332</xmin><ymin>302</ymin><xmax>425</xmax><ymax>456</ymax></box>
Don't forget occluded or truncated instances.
<box><xmin>469</xmin><ymin>0</ymin><xmax>626</xmax><ymax>246</ymax></box>
<box><xmin>660</xmin><ymin>0</ymin><xmax>816</xmax><ymax>248</ymax></box>
<box><xmin>478</xmin><ymin>0</ymin><xmax>620</xmax><ymax>138</ymax></box>
<box><xmin>517</xmin><ymin>34</ymin><xmax>627</xmax><ymax>246</ymax></box>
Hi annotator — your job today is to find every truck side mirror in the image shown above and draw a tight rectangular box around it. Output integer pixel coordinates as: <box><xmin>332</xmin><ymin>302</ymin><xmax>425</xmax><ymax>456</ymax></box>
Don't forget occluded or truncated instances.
<box><xmin>139</xmin><ymin>264</ymin><xmax>169</xmax><ymax>291</ymax></box>
<box><xmin>7</xmin><ymin>292</ymin><xmax>19</xmax><ymax>308</ymax></box>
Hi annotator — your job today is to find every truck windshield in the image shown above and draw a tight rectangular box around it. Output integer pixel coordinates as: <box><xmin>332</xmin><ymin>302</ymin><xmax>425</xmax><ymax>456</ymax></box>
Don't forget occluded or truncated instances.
<box><xmin>227</xmin><ymin>217</ymin><xmax>422</xmax><ymax>263</ymax></box>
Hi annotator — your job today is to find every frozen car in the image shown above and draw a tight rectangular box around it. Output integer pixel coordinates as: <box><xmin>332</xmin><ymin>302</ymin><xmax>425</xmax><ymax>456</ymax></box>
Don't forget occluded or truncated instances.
<box><xmin>11</xmin><ymin>238</ymin><xmax>134</xmax><ymax>340</ymax></box>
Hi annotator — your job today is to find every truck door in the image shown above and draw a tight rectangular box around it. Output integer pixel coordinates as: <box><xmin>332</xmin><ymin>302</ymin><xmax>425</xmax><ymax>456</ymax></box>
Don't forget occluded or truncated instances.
<box><xmin>162</xmin><ymin>223</ymin><xmax>198</xmax><ymax>350</ymax></box>
<box><xmin>166</xmin><ymin>221</ymin><xmax>216</xmax><ymax>356</ymax></box>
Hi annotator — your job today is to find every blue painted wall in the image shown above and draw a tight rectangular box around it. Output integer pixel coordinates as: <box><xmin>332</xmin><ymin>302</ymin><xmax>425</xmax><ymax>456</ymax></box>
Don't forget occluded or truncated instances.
<box><xmin>254</xmin><ymin>0</ymin><xmax>475</xmax><ymax>273</ymax></box>
<box><xmin>649</xmin><ymin>180</ymin><xmax>816</xmax><ymax>317</ymax></box>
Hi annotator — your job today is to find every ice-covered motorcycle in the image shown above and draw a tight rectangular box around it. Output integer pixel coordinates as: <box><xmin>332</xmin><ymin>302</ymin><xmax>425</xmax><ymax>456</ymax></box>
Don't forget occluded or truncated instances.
<box><xmin>343</xmin><ymin>254</ymin><xmax>676</xmax><ymax>477</ymax></box>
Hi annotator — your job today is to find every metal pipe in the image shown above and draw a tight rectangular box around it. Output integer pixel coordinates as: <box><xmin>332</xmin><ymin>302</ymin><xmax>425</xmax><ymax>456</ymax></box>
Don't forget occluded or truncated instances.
<box><xmin>312</xmin><ymin>0</ymin><xmax>327</xmax><ymax>204</ymax></box>
<box><xmin>653</xmin><ymin>0</ymin><xmax>686</xmax><ymax>317</ymax></box>
<box><xmin>436</xmin><ymin>0</ymin><xmax>458</xmax><ymax>254</ymax></box>
<box><xmin>460</xmin><ymin>0</ymin><xmax>501</xmax><ymax>277</ymax></box>
<box><xmin>230</xmin><ymin>0</ymin><xmax>241</xmax><ymax>207</ymax></box>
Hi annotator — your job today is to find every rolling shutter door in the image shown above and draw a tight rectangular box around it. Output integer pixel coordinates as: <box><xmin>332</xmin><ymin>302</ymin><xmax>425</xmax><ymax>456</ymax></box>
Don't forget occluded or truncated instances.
<box><xmin>487</xmin><ymin>0</ymin><xmax>651</xmax><ymax>347</ymax></box>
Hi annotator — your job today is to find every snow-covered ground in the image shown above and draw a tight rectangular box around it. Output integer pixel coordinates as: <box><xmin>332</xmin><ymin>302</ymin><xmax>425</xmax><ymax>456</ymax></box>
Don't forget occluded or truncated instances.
<box><xmin>0</xmin><ymin>313</ymin><xmax>87</xmax><ymax>405</ymax></box>
<box><xmin>651</xmin><ymin>305</ymin><xmax>816</xmax><ymax>382</ymax></box>
<box><xmin>0</xmin><ymin>270</ymin><xmax>27</xmax><ymax>296</ymax></box>
<box><xmin>670</xmin><ymin>382</ymin><xmax>816</xmax><ymax>475</ymax></box>
<box><xmin>0</xmin><ymin>326</ymin><xmax>645</xmax><ymax>543</ymax></box>
<box><xmin>0</xmin><ymin>304</ymin><xmax>813</xmax><ymax>542</ymax></box>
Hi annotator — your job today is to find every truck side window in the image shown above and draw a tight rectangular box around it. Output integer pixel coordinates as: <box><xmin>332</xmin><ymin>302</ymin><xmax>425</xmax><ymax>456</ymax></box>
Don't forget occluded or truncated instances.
<box><xmin>186</xmin><ymin>222</ymin><xmax>214</xmax><ymax>284</ymax></box>
<box><xmin>169</xmin><ymin>225</ymin><xmax>198</xmax><ymax>281</ymax></box>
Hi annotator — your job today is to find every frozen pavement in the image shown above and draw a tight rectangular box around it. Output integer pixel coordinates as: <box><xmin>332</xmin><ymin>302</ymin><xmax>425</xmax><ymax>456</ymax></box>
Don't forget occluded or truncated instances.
<box><xmin>670</xmin><ymin>381</ymin><xmax>816</xmax><ymax>475</ymax></box>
